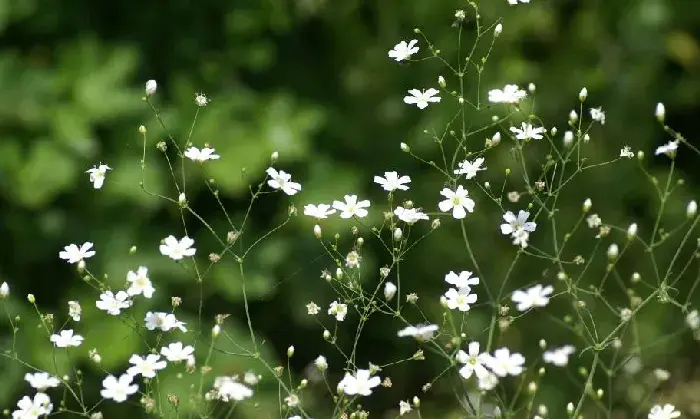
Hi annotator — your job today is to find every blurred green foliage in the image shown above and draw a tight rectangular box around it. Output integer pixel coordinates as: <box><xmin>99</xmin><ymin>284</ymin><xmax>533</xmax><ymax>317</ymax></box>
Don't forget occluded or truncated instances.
<box><xmin>0</xmin><ymin>0</ymin><xmax>699</xmax><ymax>417</ymax></box>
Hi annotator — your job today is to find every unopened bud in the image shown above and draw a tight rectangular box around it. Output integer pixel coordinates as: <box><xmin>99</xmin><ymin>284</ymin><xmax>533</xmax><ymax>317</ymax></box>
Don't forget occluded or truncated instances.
<box><xmin>313</xmin><ymin>225</ymin><xmax>322</xmax><ymax>239</ymax></box>
<box><xmin>494</xmin><ymin>23</ymin><xmax>503</xmax><ymax>37</ymax></box>
<box><xmin>655</xmin><ymin>103</ymin><xmax>665</xmax><ymax>123</ymax></box>
<box><xmin>287</xmin><ymin>346</ymin><xmax>295</xmax><ymax>358</ymax></box>
<box><xmin>579</xmin><ymin>87</ymin><xmax>588</xmax><ymax>102</ymax></box>
<box><xmin>583</xmin><ymin>198</ymin><xmax>592</xmax><ymax>213</ymax></box>
<box><xmin>607</xmin><ymin>243</ymin><xmax>619</xmax><ymax>260</ymax></box>
<box><xmin>400</xmin><ymin>142</ymin><xmax>410</xmax><ymax>152</ymax></box>
<box><xmin>384</xmin><ymin>282</ymin><xmax>397</xmax><ymax>300</ymax></box>
<box><xmin>687</xmin><ymin>200</ymin><xmax>697</xmax><ymax>219</ymax></box>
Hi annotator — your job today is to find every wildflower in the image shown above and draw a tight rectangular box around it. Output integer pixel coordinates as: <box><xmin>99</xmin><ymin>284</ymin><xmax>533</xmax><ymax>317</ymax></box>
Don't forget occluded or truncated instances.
<box><xmin>303</xmin><ymin>204</ymin><xmax>336</xmax><ymax>219</ymax></box>
<box><xmin>0</xmin><ymin>282</ymin><xmax>9</xmax><ymax>298</ymax></box>
<box><xmin>454</xmin><ymin>157</ymin><xmax>486</xmax><ymax>179</ymax></box>
<box><xmin>456</xmin><ymin>342</ymin><xmax>491</xmax><ymax>379</ymax></box>
<box><xmin>543</xmin><ymin>345</ymin><xmax>575</xmax><ymax>366</ymax></box>
<box><xmin>397</xmin><ymin>324</ymin><xmax>439</xmax><ymax>341</ymax></box>
<box><xmin>145</xmin><ymin>80</ymin><xmax>157</xmax><ymax>95</ymax></box>
<box><xmin>332</xmin><ymin>195</ymin><xmax>370</xmax><ymax>218</ymax></box>
<box><xmin>403</xmin><ymin>88</ymin><xmax>441</xmax><ymax>110</ymax></box>
<box><xmin>96</xmin><ymin>291</ymin><xmax>132</xmax><ymax>316</ymax></box>
<box><xmin>306</xmin><ymin>302</ymin><xmax>320</xmax><ymax>315</ymax></box>
<box><xmin>500</xmin><ymin>210</ymin><xmax>536</xmax><ymax>237</ymax></box>
<box><xmin>394</xmin><ymin>206</ymin><xmax>429</xmax><ymax>224</ymax></box>
<box><xmin>374</xmin><ymin>171</ymin><xmax>411</xmax><ymax>192</ymax></box>
<box><xmin>511</xmin><ymin>284</ymin><xmax>553</xmax><ymax>311</ymax></box>
<box><xmin>345</xmin><ymin>251</ymin><xmax>361</xmax><ymax>268</ymax></box>
<box><xmin>12</xmin><ymin>392</ymin><xmax>53</xmax><ymax>418</ymax></box>
<box><xmin>127</xmin><ymin>354</ymin><xmax>167</xmax><ymax>378</ymax></box>
<box><xmin>510</xmin><ymin>122</ymin><xmax>545</xmax><ymax>140</ymax></box>
<box><xmin>159</xmin><ymin>236</ymin><xmax>196</xmax><ymax>260</ymax></box>
<box><xmin>384</xmin><ymin>282</ymin><xmax>397</xmax><ymax>300</ymax></box>
<box><xmin>494</xmin><ymin>23</ymin><xmax>503</xmax><ymax>36</ymax></box>
<box><xmin>687</xmin><ymin>201</ymin><xmax>697</xmax><ymax>219</ymax></box>
<box><xmin>266</xmin><ymin>167</ymin><xmax>302</xmax><ymax>195</ymax></box>
<box><xmin>144</xmin><ymin>312</ymin><xmax>187</xmax><ymax>332</ymax></box>
<box><xmin>648</xmin><ymin>404</ymin><xmax>681</xmax><ymax>419</ymax></box>
<box><xmin>59</xmin><ymin>242</ymin><xmax>96</xmax><ymax>264</ymax></box>
<box><xmin>484</xmin><ymin>348</ymin><xmax>525</xmax><ymax>377</ymax></box>
<box><xmin>444</xmin><ymin>287</ymin><xmax>477</xmax><ymax>311</ymax></box>
<box><xmin>590</xmin><ymin>107</ymin><xmax>606</xmax><ymax>124</ymax></box>
<box><xmin>211</xmin><ymin>376</ymin><xmax>253</xmax><ymax>402</ymax></box>
<box><xmin>620</xmin><ymin>146</ymin><xmax>634</xmax><ymax>158</ymax></box>
<box><xmin>101</xmin><ymin>374</ymin><xmax>138</xmax><ymax>403</ymax></box>
<box><xmin>488</xmin><ymin>85</ymin><xmax>527</xmax><ymax>104</ymax></box>
<box><xmin>315</xmin><ymin>355</ymin><xmax>328</xmax><ymax>371</ymax></box>
<box><xmin>388</xmin><ymin>40</ymin><xmax>419</xmax><ymax>62</ymax></box>
<box><xmin>338</xmin><ymin>369</ymin><xmax>381</xmax><ymax>396</ymax></box>
<box><xmin>25</xmin><ymin>372</ymin><xmax>60</xmax><ymax>391</ymax></box>
<box><xmin>655</xmin><ymin>140</ymin><xmax>678</xmax><ymax>158</ymax></box>
<box><xmin>507</xmin><ymin>0</ymin><xmax>530</xmax><ymax>4</ymax></box>
<box><xmin>444</xmin><ymin>271</ymin><xmax>479</xmax><ymax>290</ymax></box>
<box><xmin>184</xmin><ymin>146</ymin><xmax>220</xmax><ymax>163</ymax></box>
<box><xmin>243</xmin><ymin>371</ymin><xmax>259</xmax><ymax>385</ymax></box>
<box><xmin>194</xmin><ymin>93</ymin><xmax>209</xmax><ymax>107</ymax></box>
<box><xmin>160</xmin><ymin>342</ymin><xmax>195</xmax><ymax>362</ymax></box>
<box><xmin>655</xmin><ymin>103</ymin><xmax>666</xmax><ymax>122</ymax></box>
<box><xmin>579</xmin><ymin>87</ymin><xmax>588</xmax><ymax>101</ymax></box>
<box><xmin>400</xmin><ymin>400</ymin><xmax>412</xmax><ymax>416</ymax></box>
<box><xmin>50</xmin><ymin>330</ymin><xmax>83</xmax><ymax>348</ymax></box>
<box><xmin>126</xmin><ymin>266</ymin><xmax>155</xmax><ymax>298</ymax></box>
<box><xmin>438</xmin><ymin>185</ymin><xmax>475</xmax><ymax>219</ymax></box>
<box><xmin>586</xmin><ymin>214</ymin><xmax>602</xmax><ymax>228</ymax></box>
<box><xmin>86</xmin><ymin>164</ymin><xmax>112</xmax><ymax>189</ymax></box>
<box><xmin>328</xmin><ymin>301</ymin><xmax>348</xmax><ymax>321</ymax></box>
<box><xmin>64</xmin><ymin>301</ymin><xmax>80</xmax><ymax>323</ymax></box>
<box><xmin>686</xmin><ymin>310</ymin><xmax>699</xmax><ymax>329</ymax></box>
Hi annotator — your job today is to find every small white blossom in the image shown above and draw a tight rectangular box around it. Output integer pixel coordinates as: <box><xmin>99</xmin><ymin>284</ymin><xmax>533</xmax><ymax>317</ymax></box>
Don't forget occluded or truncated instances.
<box><xmin>194</xmin><ymin>92</ymin><xmax>209</xmax><ymax>107</ymax></box>
<box><xmin>159</xmin><ymin>235</ymin><xmax>196</xmax><ymax>260</ymax></box>
<box><xmin>374</xmin><ymin>171</ymin><xmax>411</xmax><ymax>192</ymax></box>
<box><xmin>306</xmin><ymin>302</ymin><xmax>320</xmax><ymax>315</ymax></box>
<box><xmin>184</xmin><ymin>146</ymin><xmax>220</xmax><ymax>163</ymax></box>
<box><xmin>454</xmin><ymin>157</ymin><xmax>486</xmax><ymax>179</ymax></box>
<box><xmin>101</xmin><ymin>374</ymin><xmax>138</xmax><ymax>403</ymax></box>
<box><xmin>507</xmin><ymin>0</ymin><xmax>531</xmax><ymax>4</ymax></box>
<box><xmin>50</xmin><ymin>330</ymin><xmax>83</xmax><ymax>348</ymax></box>
<box><xmin>388</xmin><ymin>39</ymin><xmax>419</xmax><ymax>62</ymax></box>
<box><xmin>160</xmin><ymin>342</ymin><xmax>195</xmax><ymax>362</ymax></box>
<box><xmin>444</xmin><ymin>287</ymin><xmax>477</xmax><ymax>311</ymax></box>
<box><xmin>0</xmin><ymin>281</ymin><xmax>8</xmax><ymax>298</ymax></box>
<box><xmin>127</xmin><ymin>354</ymin><xmax>167</xmax><ymax>378</ymax></box>
<box><xmin>12</xmin><ymin>392</ymin><xmax>53</xmax><ymax>419</ymax></box>
<box><xmin>399</xmin><ymin>400</ymin><xmax>412</xmax><ymax>416</ymax></box>
<box><xmin>655</xmin><ymin>103</ymin><xmax>666</xmax><ymax>122</ymax></box>
<box><xmin>333</xmin><ymin>195</ymin><xmax>371</xmax><ymax>218</ymax></box>
<box><xmin>444</xmin><ymin>271</ymin><xmax>479</xmax><ymax>291</ymax></box>
<box><xmin>266</xmin><ymin>167</ymin><xmax>302</xmax><ymax>195</ymax></box>
<box><xmin>543</xmin><ymin>345</ymin><xmax>575</xmax><ymax>366</ymax></box>
<box><xmin>648</xmin><ymin>404</ymin><xmax>681</xmax><ymax>419</ymax></box>
<box><xmin>511</xmin><ymin>284</ymin><xmax>553</xmax><ymax>311</ymax></box>
<box><xmin>145</xmin><ymin>80</ymin><xmax>157</xmax><ymax>96</ymax></box>
<box><xmin>655</xmin><ymin>140</ymin><xmax>678</xmax><ymax>157</ymax></box>
<box><xmin>687</xmin><ymin>200</ymin><xmax>697</xmax><ymax>219</ymax></box>
<box><xmin>393</xmin><ymin>206</ymin><xmax>429</xmax><ymax>224</ymax></box>
<box><xmin>590</xmin><ymin>107</ymin><xmax>606</xmax><ymax>124</ymax></box>
<box><xmin>25</xmin><ymin>372</ymin><xmax>60</xmax><ymax>391</ymax></box>
<box><xmin>328</xmin><ymin>301</ymin><xmax>348</xmax><ymax>321</ymax></box>
<box><xmin>303</xmin><ymin>204</ymin><xmax>336</xmax><ymax>219</ymax></box>
<box><xmin>579</xmin><ymin>87</ymin><xmax>588</xmax><ymax>101</ymax></box>
<box><xmin>338</xmin><ymin>369</ymin><xmax>381</xmax><ymax>396</ymax></box>
<box><xmin>314</xmin><ymin>355</ymin><xmax>328</xmax><ymax>371</ymax></box>
<box><xmin>620</xmin><ymin>146</ymin><xmax>634</xmax><ymax>158</ymax></box>
<box><xmin>456</xmin><ymin>342</ymin><xmax>491</xmax><ymax>380</ymax></box>
<box><xmin>211</xmin><ymin>376</ymin><xmax>254</xmax><ymax>402</ymax></box>
<box><xmin>484</xmin><ymin>348</ymin><xmax>525</xmax><ymax>377</ymax></box>
<box><xmin>126</xmin><ymin>266</ymin><xmax>154</xmax><ymax>298</ymax></box>
<box><xmin>500</xmin><ymin>210</ymin><xmax>537</xmax><ymax>237</ymax></box>
<box><xmin>488</xmin><ymin>84</ymin><xmax>527</xmax><ymax>104</ymax></box>
<box><xmin>96</xmin><ymin>291</ymin><xmax>132</xmax><ymax>316</ymax></box>
<box><xmin>494</xmin><ymin>23</ymin><xmax>503</xmax><ymax>36</ymax></box>
<box><xmin>403</xmin><ymin>88</ymin><xmax>441</xmax><ymax>109</ymax></box>
<box><xmin>145</xmin><ymin>312</ymin><xmax>187</xmax><ymax>332</ymax></box>
<box><xmin>397</xmin><ymin>324</ymin><xmax>439</xmax><ymax>341</ymax></box>
<box><xmin>59</xmin><ymin>242</ymin><xmax>96</xmax><ymax>264</ymax></box>
<box><xmin>438</xmin><ymin>185</ymin><xmax>475</xmax><ymax>219</ymax></box>
<box><xmin>68</xmin><ymin>301</ymin><xmax>81</xmax><ymax>322</ymax></box>
<box><xmin>384</xmin><ymin>282</ymin><xmax>397</xmax><ymax>300</ymax></box>
<box><xmin>586</xmin><ymin>214</ymin><xmax>602</xmax><ymax>228</ymax></box>
<box><xmin>86</xmin><ymin>164</ymin><xmax>112</xmax><ymax>189</ymax></box>
<box><xmin>510</xmin><ymin>122</ymin><xmax>545</xmax><ymax>140</ymax></box>
<box><xmin>686</xmin><ymin>309</ymin><xmax>699</xmax><ymax>329</ymax></box>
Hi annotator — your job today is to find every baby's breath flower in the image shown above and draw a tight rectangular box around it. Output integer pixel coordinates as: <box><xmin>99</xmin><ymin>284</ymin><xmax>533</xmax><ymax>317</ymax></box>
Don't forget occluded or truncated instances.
<box><xmin>194</xmin><ymin>92</ymin><xmax>209</xmax><ymax>107</ymax></box>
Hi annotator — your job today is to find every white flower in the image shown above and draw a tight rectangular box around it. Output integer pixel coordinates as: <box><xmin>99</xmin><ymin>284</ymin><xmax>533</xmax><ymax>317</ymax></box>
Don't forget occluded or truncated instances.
<box><xmin>399</xmin><ymin>400</ymin><xmax>412</xmax><ymax>416</ymax></box>
<box><xmin>655</xmin><ymin>103</ymin><xmax>666</xmax><ymax>122</ymax></box>
<box><xmin>68</xmin><ymin>301</ymin><xmax>81</xmax><ymax>322</ymax></box>
<box><xmin>127</xmin><ymin>354</ymin><xmax>167</xmax><ymax>378</ymax></box>
<box><xmin>266</xmin><ymin>167</ymin><xmax>302</xmax><ymax>195</ymax></box>
<box><xmin>145</xmin><ymin>79</ymin><xmax>157</xmax><ymax>96</ymax></box>
<box><xmin>397</xmin><ymin>324</ymin><xmax>439</xmax><ymax>341</ymax></box>
<box><xmin>510</xmin><ymin>122</ymin><xmax>545</xmax><ymax>140</ymax></box>
<box><xmin>488</xmin><ymin>84</ymin><xmax>527</xmax><ymax>104</ymax></box>
<box><xmin>494</xmin><ymin>23</ymin><xmax>503</xmax><ymax>36</ymax></box>
<box><xmin>444</xmin><ymin>287</ymin><xmax>477</xmax><ymax>312</ymax></box>
<box><xmin>333</xmin><ymin>195</ymin><xmax>371</xmax><ymax>218</ymax></box>
<box><xmin>393</xmin><ymin>206</ymin><xmax>429</xmax><ymax>224</ymax></box>
<box><xmin>184</xmin><ymin>146</ymin><xmax>220</xmax><ymax>163</ymax></box>
<box><xmin>25</xmin><ymin>372</ymin><xmax>60</xmax><ymax>391</ymax></box>
<box><xmin>144</xmin><ymin>312</ymin><xmax>187</xmax><ymax>332</ymax></box>
<box><xmin>12</xmin><ymin>392</ymin><xmax>53</xmax><ymax>419</ymax></box>
<box><xmin>126</xmin><ymin>266</ymin><xmax>155</xmax><ymax>298</ymax></box>
<box><xmin>655</xmin><ymin>140</ymin><xmax>678</xmax><ymax>157</ymax></box>
<box><xmin>511</xmin><ymin>228</ymin><xmax>531</xmax><ymax>248</ymax></box>
<box><xmin>511</xmin><ymin>284</ymin><xmax>553</xmax><ymax>311</ymax></box>
<box><xmin>304</xmin><ymin>204</ymin><xmax>336</xmax><ymax>219</ymax></box>
<box><xmin>579</xmin><ymin>87</ymin><xmax>588</xmax><ymax>101</ymax></box>
<box><xmin>328</xmin><ymin>301</ymin><xmax>348</xmax><ymax>321</ymax></box>
<box><xmin>687</xmin><ymin>310</ymin><xmax>700</xmax><ymax>330</ymax></box>
<box><xmin>50</xmin><ymin>330</ymin><xmax>83</xmax><ymax>348</ymax></box>
<box><xmin>374</xmin><ymin>171</ymin><xmax>411</xmax><ymax>192</ymax></box>
<box><xmin>59</xmin><ymin>242</ymin><xmax>96</xmax><ymax>264</ymax></box>
<box><xmin>194</xmin><ymin>92</ymin><xmax>209</xmax><ymax>107</ymax></box>
<box><xmin>384</xmin><ymin>282</ymin><xmax>397</xmax><ymax>300</ymax></box>
<box><xmin>403</xmin><ymin>88</ymin><xmax>441</xmax><ymax>109</ymax></box>
<box><xmin>0</xmin><ymin>281</ymin><xmax>8</xmax><ymax>298</ymax></box>
<box><xmin>306</xmin><ymin>302</ymin><xmax>320</xmax><ymax>315</ymax></box>
<box><xmin>96</xmin><ymin>291</ymin><xmax>132</xmax><ymax>316</ymax></box>
<box><xmin>543</xmin><ymin>345</ymin><xmax>575</xmax><ymax>366</ymax></box>
<box><xmin>444</xmin><ymin>271</ymin><xmax>479</xmax><ymax>290</ymax></box>
<box><xmin>438</xmin><ymin>185</ymin><xmax>475</xmax><ymax>219</ymax></box>
<box><xmin>212</xmin><ymin>376</ymin><xmax>254</xmax><ymax>402</ymax></box>
<box><xmin>456</xmin><ymin>341</ymin><xmax>491</xmax><ymax>380</ymax></box>
<box><xmin>620</xmin><ymin>146</ymin><xmax>634</xmax><ymax>158</ymax></box>
<box><xmin>478</xmin><ymin>372</ymin><xmax>499</xmax><ymax>391</ymax></box>
<box><xmin>688</xmin><ymin>201</ymin><xmax>698</xmax><ymax>219</ymax></box>
<box><xmin>159</xmin><ymin>235</ymin><xmax>196</xmax><ymax>260</ymax></box>
<box><xmin>338</xmin><ymin>369</ymin><xmax>381</xmax><ymax>396</ymax></box>
<box><xmin>315</xmin><ymin>355</ymin><xmax>328</xmax><ymax>371</ymax></box>
<box><xmin>507</xmin><ymin>0</ymin><xmax>530</xmax><ymax>4</ymax></box>
<box><xmin>586</xmin><ymin>214</ymin><xmax>602</xmax><ymax>228</ymax></box>
<box><xmin>86</xmin><ymin>164</ymin><xmax>112</xmax><ymax>189</ymax></box>
<box><xmin>388</xmin><ymin>39</ymin><xmax>419</xmax><ymax>61</ymax></box>
<box><xmin>101</xmin><ymin>374</ymin><xmax>138</xmax><ymax>403</ymax></box>
<box><xmin>160</xmin><ymin>342</ymin><xmax>195</xmax><ymax>362</ymax></box>
<box><xmin>590</xmin><ymin>107</ymin><xmax>606</xmax><ymax>124</ymax></box>
<box><xmin>454</xmin><ymin>157</ymin><xmax>486</xmax><ymax>179</ymax></box>
<box><xmin>243</xmin><ymin>371</ymin><xmax>259</xmax><ymax>385</ymax></box>
<box><xmin>500</xmin><ymin>210</ymin><xmax>537</xmax><ymax>248</ymax></box>
<box><xmin>648</xmin><ymin>404</ymin><xmax>681</xmax><ymax>419</ymax></box>
<box><xmin>484</xmin><ymin>348</ymin><xmax>525</xmax><ymax>377</ymax></box>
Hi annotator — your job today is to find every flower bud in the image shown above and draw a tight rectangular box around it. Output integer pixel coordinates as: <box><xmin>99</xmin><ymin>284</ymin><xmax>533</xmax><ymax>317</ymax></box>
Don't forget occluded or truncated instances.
<box><xmin>145</xmin><ymin>80</ymin><xmax>157</xmax><ymax>96</ymax></box>
<box><xmin>313</xmin><ymin>225</ymin><xmax>322</xmax><ymax>239</ymax></box>
<box><xmin>287</xmin><ymin>346</ymin><xmax>295</xmax><ymax>358</ymax></box>
<box><xmin>27</xmin><ymin>294</ymin><xmax>35</xmax><ymax>304</ymax></box>
<box><xmin>323</xmin><ymin>329</ymin><xmax>331</xmax><ymax>340</ymax></box>
<box><xmin>384</xmin><ymin>282</ymin><xmax>397</xmax><ymax>301</ymax></box>
<box><xmin>178</xmin><ymin>193</ymin><xmax>186</xmax><ymax>207</ymax></box>
<box><xmin>528</xmin><ymin>83</ymin><xmax>536</xmax><ymax>93</ymax></box>
<box><xmin>271</xmin><ymin>151</ymin><xmax>279</xmax><ymax>163</ymax></box>
<box><xmin>583</xmin><ymin>198</ymin><xmax>592</xmax><ymax>213</ymax></box>
<box><xmin>335</xmin><ymin>268</ymin><xmax>343</xmax><ymax>280</ymax></box>
<box><xmin>138</xmin><ymin>125</ymin><xmax>147</xmax><ymax>134</ymax></box>
<box><xmin>579</xmin><ymin>87</ymin><xmax>588</xmax><ymax>101</ymax></box>
<box><xmin>315</xmin><ymin>355</ymin><xmax>328</xmax><ymax>371</ymax></box>
<box><xmin>607</xmin><ymin>243</ymin><xmax>619</xmax><ymax>260</ymax></box>
<box><xmin>400</xmin><ymin>142</ymin><xmax>410</xmax><ymax>152</ymax></box>
<box><xmin>438</xmin><ymin>76</ymin><xmax>446</xmax><ymax>88</ymax></box>
<box><xmin>627</xmin><ymin>223</ymin><xmax>638</xmax><ymax>239</ymax></box>
<box><xmin>212</xmin><ymin>325</ymin><xmax>220</xmax><ymax>338</ymax></box>
<box><xmin>494</xmin><ymin>23</ymin><xmax>503</xmax><ymax>37</ymax></box>
<box><xmin>393</xmin><ymin>228</ymin><xmax>403</xmax><ymax>241</ymax></box>
<box><xmin>0</xmin><ymin>282</ymin><xmax>9</xmax><ymax>299</ymax></box>
<box><xmin>687</xmin><ymin>200</ymin><xmax>697</xmax><ymax>219</ymax></box>
<box><xmin>655</xmin><ymin>103</ymin><xmax>665</xmax><ymax>123</ymax></box>
<box><xmin>564</xmin><ymin>131</ymin><xmax>574</xmax><ymax>147</ymax></box>
<box><xmin>569</xmin><ymin>110</ymin><xmax>578</xmax><ymax>123</ymax></box>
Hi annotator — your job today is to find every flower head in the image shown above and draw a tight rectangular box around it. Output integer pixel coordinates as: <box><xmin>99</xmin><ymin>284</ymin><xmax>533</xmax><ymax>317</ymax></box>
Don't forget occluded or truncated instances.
<box><xmin>444</xmin><ymin>271</ymin><xmax>479</xmax><ymax>290</ymax></box>
<box><xmin>333</xmin><ymin>195</ymin><xmax>370</xmax><ymax>218</ymax></box>
<box><xmin>25</xmin><ymin>372</ymin><xmax>60</xmax><ymax>391</ymax></box>
<box><xmin>488</xmin><ymin>84</ymin><xmax>527</xmax><ymax>104</ymax></box>
<box><xmin>438</xmin><ymin>185</ymin><xmax>475</xmax><ymax>219</ymax></box>
<box><xmin>127</xmin><ymin>354</ymin><xmax>167</xmax><ymax>378</ymax></box>
<box><xmin>338</xmin><ymin>369</ymin><xmax>381</xmax><ymax>396</ymax></box>
<box><xmin>126</xmin><ymin>266</ymin><xmax>155</xmax><ymax>298</ymax></box>
<box><xmin>59</xmin><ymin>242</ymin><xmax>96</xmax><ymax>264</ymax></box>
<box><xmin>50</xmin><ymin>329</ymin><xmax>83</xmax><ymax>348</ymax></box>
<box><xmin>211</xmin><ymin>376</ymin><xmax>254</xmax><ymax>401</ymax></box>
<box><xmin>510</xmin><ymin>122</ymin><xmax>545</xmax><ymax>140</ymax></box>
<box><xmin>444</xmin><ymin>287</ymin><xmax>477</xmax><ymax>311</ymax></box>
<box><xmin>328</xmin><ymin>301</ymin><xmax>348</xmax><ymax>321</ymax></box>
<box><xmin>393</xmin><ymin>206</ymin><xmax>429</xmax><ymax>224</ymax></box>
<box><xmin>12</xmin><ymin>392</ymin><xmax>53</xmax><ymax>418</ymax></box>
<box><xmin>403</xmin><ymin>88</ymin><xmax>441</xmax><ymax>109</ymax></box>
<box><xmin>101</xmin><ymin>373</ymin><xmax>138</xmax><ymax>403</ymax></box>
<box><xmin>456</xmin><ymin>341</ymin><xmax>491</xmax><ymax>380</ymax></box>
<box><xmin>397</xmin><ymin>324</ymin><xmax>439</xmax><ymax>341</ymax></box>
<box><xmin>484</xmin><ymin>348</ymin><xmax>525</xmax><ymax>377</ymax></box>
<box><xmin>648</xmin><ymin>404</ymin><xmax>681</xmax><ymax>419</ymax></box>
<box><xmin>184</xmin><ymin>146</ymin><xmax>220</xmax><ymax>163</ymax></box>
<box><xmin>655</xmin><ymin>140</ymin><xmax>678</xmax><ymax>158</ymax></box>
<box><xmin>159</xmin><ymin>235</ymin><xmax>196</xmax><ymax>260</ymax></box>
<box><xmin>86</xmin><ymin>164</ymin><xmax>112</xmax><ymax>189</ymax></box>
<box><xmin>160</xmin><ymin>341</ymin><xmax>195</xmax><ymax>362</ymax></box>
<box><xmin>96</xmin><ymin>291</ymin><xmax>132</xmax><ymax>316</ymax></box>
<box><xmin>304</xmin><ymin>204</ymin><xmax>336</xmax><ymax>219</ymax></box>
<box><xmin>454</xmin><ymin>157</ymin><xmax>486</xmax><ymax>179</ymax></box>
<box><xmin>374</xmin><ymin>171</ymin><xmax>411</xmax><ymax>192</ymax></box>
<box><xmin>266</xmin><ymin>167</ymin><xmax>302</xmax><ymax>195</ymax></box>
<box><xmin>145</xmin><ymin>311</ymin><xmax>187</xmax><ymax>332</ymax></box>
<box><xmin>511</xmin><ymin>284</ymin><xmax>553</xmax><ymax>311</ymax></box>
<box><xmin>388</xmin><ymin>39</ymin><xmax>419</xmax><ymax>61</ymax></box>
<box><xmin>543</xmin><ymin>345</ymin><xmax>576</xmax><ymax>366</ymax></box>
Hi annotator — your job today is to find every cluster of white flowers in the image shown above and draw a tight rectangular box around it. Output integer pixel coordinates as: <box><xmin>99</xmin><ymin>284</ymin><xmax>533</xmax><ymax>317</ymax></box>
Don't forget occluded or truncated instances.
<box><xmin>456</xmin><ymin>341</ymin><xmax>525</xmax><ymax>390</ymax></box>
